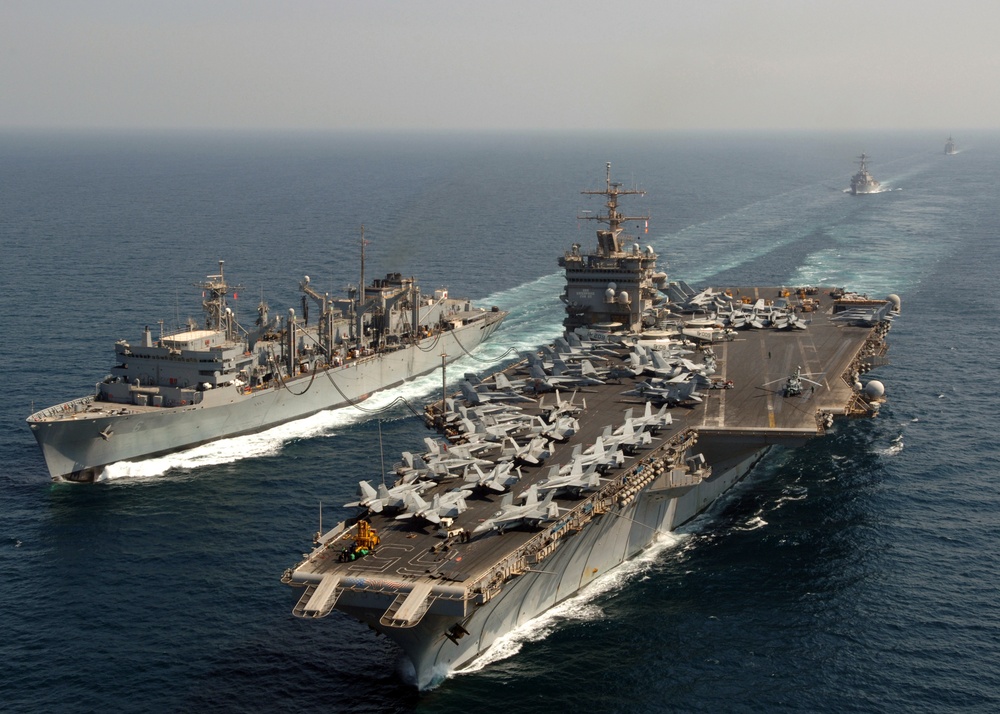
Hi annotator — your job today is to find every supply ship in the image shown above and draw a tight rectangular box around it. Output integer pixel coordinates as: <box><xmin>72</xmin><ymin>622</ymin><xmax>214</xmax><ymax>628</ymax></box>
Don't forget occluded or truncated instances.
<box><xmin>27</xmin><ymin>247</ymin><xmax>506</xmax><ymax>482</ymax></box>
<box><xmin>283</xmin><ymin>165</ymin><xmax>898</xmax><ymax>688</ymax></box>
<box><xmin>850</xmin><ymin>152</ymin><xmax>881</xmax><ymax>194</ymax></box>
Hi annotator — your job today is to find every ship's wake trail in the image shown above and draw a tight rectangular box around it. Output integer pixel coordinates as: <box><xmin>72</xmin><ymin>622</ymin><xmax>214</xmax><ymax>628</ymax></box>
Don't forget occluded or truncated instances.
<box><xmin>657</xmin><ymin>185</ymin><xmax>848</xmax><ymax>284</ymax></box>
<box><xmin>447</xmin><ymin>530</ymin><xmax>688</xmax><ymax>683</ymax></box>
<box><xmin>99</xmin><ymin>275</ymin><xmax>566</xmax><ymax>482</ymax></box>
<box><xmin>653</xmin><ymin>154</ymin><xmax>940</xmax><ymax>297</ymax></box>
<box><xmin>881</xmin><ymin>434</ymin><xmax>904</xmax><ymax>457</ymax></box>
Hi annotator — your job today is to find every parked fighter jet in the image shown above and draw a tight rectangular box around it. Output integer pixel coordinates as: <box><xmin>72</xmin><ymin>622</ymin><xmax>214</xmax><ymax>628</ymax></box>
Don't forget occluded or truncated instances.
<box><xmin>344</xmin><ymin>479</ymin><xmax>431</xmax><ymax>513</ymax></box>
<box><xmin>460</xmin><ymin>380</ymin><xmax>535</xmax><ymax>405</ymax></box>
<box><xmin>558</xmin><ymin>436</ymin><xmax>625</xmax><ymax>474</ymax></box>
<box><xmin>622</xmin><ymin>401</ymin><xmax>673</xmax><ymax>435</ymax></box>
<box><xmin>539</xmin><ymin>390</ymin><xmax>586</xmax><ymax>421</ymax></box>
<box><xmin>533</xmin><ymin>461</ymin><xmax>605</xmax><ymax>498</ymax></box>
<box><xmin>540</xmin><ymin>415</ymin><xmax>579</xmax><ymax>443</ymax></box>
<box><xmin>396</xmin><ymin>488</ymin><xmax>473</xmax><ymax>526</ymax></box>
<box><xmin>394</xmin><ymin>451</ymin><xmax>437</xmax><ymax>482</ymax></box>
<box><xmin>465</xmin><ymin>462</ymin><xmax>523</xmax><ymax>493</ymax></box>
<box><xmin>622</xmin><ymin>376</ymin><xmax>704</xmax><ymax>406</ymax></box>
<box><xmin>528</xmin><ymin>361</ymin><xmax>605</xmax><ymax>392</ymax></box>
<box><xmin>472</xmin><ymin>485</ymin><xmax>561</xmax><ymax>535</ymax></box>
<box><xmin>422</xmin><ymin>438</ymin><xmax>494</xmax><ymax>475</ymax></box>
<box><xmin>601</xmin><ymin>420</ymin><xmax>653</xmax><ymax>455</ymax></box>
<box><xmin>564</xmin><ymin>330</ymin><xmax>623</xmax><ymax>357</ymax></box>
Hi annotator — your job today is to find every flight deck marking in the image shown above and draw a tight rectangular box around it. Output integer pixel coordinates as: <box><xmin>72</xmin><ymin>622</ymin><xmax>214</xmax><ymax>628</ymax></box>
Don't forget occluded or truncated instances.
<box><xmin>707</xmin><ymin>341</ymin><xmax>728</xmax><ymax>427</ymax></box>
<box><xmin>761</xmin><ymin>331</ymin><xmax>777</xmax><ymax>427</ymax></box>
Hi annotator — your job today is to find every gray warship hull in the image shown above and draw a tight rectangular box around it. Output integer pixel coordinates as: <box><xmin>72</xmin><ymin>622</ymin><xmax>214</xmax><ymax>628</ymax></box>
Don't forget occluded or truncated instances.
<box><xmin>850</xmin><ymin>180</ymin><xmax>880</xmax><ymax>195</ymax></box>
<box><xmin>28</xmin><ymin>316</ymin><xmax>504</xmax><ymax>481</ymax></box>
<box><xmin>300</xmin><ymin>448</ymin><xmax>766</xmax><ymax>687</ymax></box>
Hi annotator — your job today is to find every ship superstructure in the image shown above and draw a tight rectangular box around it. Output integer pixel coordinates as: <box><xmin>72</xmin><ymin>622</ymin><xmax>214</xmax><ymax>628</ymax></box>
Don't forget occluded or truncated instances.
<box><xmin>850</xmin><ymin>153</ymin><xmax>881</xmax><ymax>195</ymax></box>
<box><xmin>283</xmin><ymin>165</ymin><xmax>900</xmax><ymax>689</ymax></box>
<box><xmin>559</xmin><ymin>162</ymin><xmax>662</xmax><ymax>332</ymax></box>
<box><xmin>27</xmin><ymin>253</ymin><xmax>506</xmax><ymax>481</ymax></box>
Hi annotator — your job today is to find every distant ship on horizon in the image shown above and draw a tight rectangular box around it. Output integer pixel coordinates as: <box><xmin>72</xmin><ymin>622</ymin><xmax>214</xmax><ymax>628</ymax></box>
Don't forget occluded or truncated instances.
<box><xmin>945</xmin><ymin>136</ymin><xmax>957</xmax><ymax>155</ymax></box>
<box><xmin>850</xmin><ymin>153</ymin><xmax>880</xmax><ymax>195</ymax></box>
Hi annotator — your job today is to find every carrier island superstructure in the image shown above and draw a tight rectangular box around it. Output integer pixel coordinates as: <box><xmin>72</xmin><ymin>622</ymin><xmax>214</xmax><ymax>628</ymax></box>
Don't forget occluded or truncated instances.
<box><xmin>27</xmin><ymin>252</ymin><xmax>506</xmax><ymax>482</ymax></box>
<box><xmin>283</xmin><ymin>165</ymin><xmax>899</xmax><ymax>688</ymax></box>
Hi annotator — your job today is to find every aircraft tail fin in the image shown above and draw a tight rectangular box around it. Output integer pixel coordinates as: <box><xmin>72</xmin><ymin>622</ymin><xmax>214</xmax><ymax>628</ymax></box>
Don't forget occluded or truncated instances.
<box><xmin>460</xmin><ymin>381</ymin><xmax>483</xmax><ymax>404</ymax></box>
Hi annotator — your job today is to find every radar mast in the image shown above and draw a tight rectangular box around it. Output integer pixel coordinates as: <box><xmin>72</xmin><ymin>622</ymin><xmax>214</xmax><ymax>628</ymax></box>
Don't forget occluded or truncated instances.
<box><xmin>579</xmin><ymin>162</ymin><xmax>650</xmax><ymax>255</ymax></box>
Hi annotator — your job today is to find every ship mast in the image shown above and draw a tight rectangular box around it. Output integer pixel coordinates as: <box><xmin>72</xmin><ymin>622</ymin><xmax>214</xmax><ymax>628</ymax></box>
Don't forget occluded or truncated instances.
<box><xmin>579</xmin><ymin>162</ymin><xmax>649</xmax><ymax>255</ymax></box>
<box><xmin>359</xmin><ymin>225</ymin><xmax>366</xmax><ymax>312</ymax></box>
<box><xmin>197</xmin><ymin>259</ymin><xmax>243</xmax><ymax>334</ymax></box>
<box><xmin>357</xmin><ymin>226</ymin><xmax>369</xmax><ymax>350</ymax></box>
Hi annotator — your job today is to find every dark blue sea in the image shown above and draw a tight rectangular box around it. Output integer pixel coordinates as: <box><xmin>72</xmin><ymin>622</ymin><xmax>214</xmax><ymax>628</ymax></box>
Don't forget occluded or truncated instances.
<box><xmin>2</xmin><ymin>131</ymin><xmax>998</xmax><ymax>713</ymax></box>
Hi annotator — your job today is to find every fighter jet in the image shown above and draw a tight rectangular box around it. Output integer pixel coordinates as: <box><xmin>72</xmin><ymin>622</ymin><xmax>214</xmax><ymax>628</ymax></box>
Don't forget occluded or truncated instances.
<box><xmin>558</xmin><ymin>436</ymin><xmax>625</xmax><ymax>475</ymax></box>
<box><xmin>622</xmin><ymin>376</ymin><xmax>704</xmax><ymax>407</ymax></box>
<box><xmin>465</xmin><ymin>462</ymin><xmax>523</xmax><ymax>493</ymax></box>
<box><xmin>563</xmin><ymin>330</ymin><xmax>623</xmax><ymax>358</ymax></box>
<box><xmin>395</xmin><ymin>488</ymin><xmax>473</xmax><ymax>526</ymax></box>
<box><xmin>539</xmin><ymin>390</ymin><xmax>586</xmax><ymax>421</ymax></box>
<box><xmin>601</xmin><ymin>420</ymin><xmax>653</xmax><ymax>455</ymax></box>
<box><xmin>460</xmin><ymin>380</ymin><xmax>535</xmax><ymax>405</ymax></box>
<box><xmin>421</xmin><ymin>438</ymin><xmax>494</xmax><ymax>476</ymax></box>
<box><xmin>472</xmin><ymin>485</ymin><xmax>561</xmax><ymax>535</ymax></box>
<box><xmin>344</xmin><ymin>479</ymin><xmax>432</xmax><ymax>513</ymax></box>
<box><xmin>528</xmin><ymin>361</ymin><xmax>604</xmax><ymax>392</ymax></box>
<box><xmin>622</xmin><ymin>401</ymin><xmax>673</xmax><ymax>435</ymax></box>
<box><xmin>533</xmin><ymin>461</ymin><xmax>605</xmax><ymax>498</ymax></box>
<box><xmin>394</xmin><ymin>451</ymin><xmax>439</xmax><ymax>482</ymax></box>
<box><xmin>540</xmin><ymin>415</ymin><xmax>579</xmax><ymax>443</ymax></box>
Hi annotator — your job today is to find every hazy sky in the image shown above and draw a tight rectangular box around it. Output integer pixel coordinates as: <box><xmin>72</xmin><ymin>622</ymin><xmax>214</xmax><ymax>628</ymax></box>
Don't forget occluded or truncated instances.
<box><xmin>2</xmin><ymin>0</ymin><xmax>996</xmax><ymax>132</ymax></box>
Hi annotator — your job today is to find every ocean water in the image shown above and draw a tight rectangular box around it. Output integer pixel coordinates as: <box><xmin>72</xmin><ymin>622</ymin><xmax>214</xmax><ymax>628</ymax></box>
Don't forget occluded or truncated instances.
<box><xmin>2</xmin><ymin>131</ymin><xmax>999</xmax><ymax>713</ymax></box>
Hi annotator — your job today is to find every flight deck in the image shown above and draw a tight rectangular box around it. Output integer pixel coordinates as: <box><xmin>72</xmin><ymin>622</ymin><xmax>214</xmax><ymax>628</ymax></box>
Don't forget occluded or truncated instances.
<box><xmin>285</xmin><ymin>285</ymin><xmax>892</xmax><ymax>620</ymax></box>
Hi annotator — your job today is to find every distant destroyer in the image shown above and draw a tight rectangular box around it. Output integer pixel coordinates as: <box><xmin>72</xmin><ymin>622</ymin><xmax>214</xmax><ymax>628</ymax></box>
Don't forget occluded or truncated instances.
<box><xmin>27</xmin><ymin>248</ymin><xmax>506</xmax><ymax>481</ymax></box>
<box><xmin>945</xmin><ymin>136</ymin><xmax>957</xmax><ymax>155</ymax></box>
<box><xmin>850</xmin><ymin>152</ymin><xmax>881</xmax><ymax>194</ymax></box>
<box><xmin>283</xmin><ymin>164</ymin><xmax>899</xmax><ymax>688</ymax></box>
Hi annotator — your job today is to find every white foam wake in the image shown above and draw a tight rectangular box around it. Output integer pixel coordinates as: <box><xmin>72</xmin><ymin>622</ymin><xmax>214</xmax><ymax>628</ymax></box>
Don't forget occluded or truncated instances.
<box><xmin>449</xmin><ymin>529</ymin><xmax>688</xmax><ymax>680</ymax></box>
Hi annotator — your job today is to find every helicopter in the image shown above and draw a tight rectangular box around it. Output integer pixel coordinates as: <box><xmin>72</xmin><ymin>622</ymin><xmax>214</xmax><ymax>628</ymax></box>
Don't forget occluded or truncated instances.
<box><xmin>763</xmin><ymin>366</ymin><xmax>824</xmax><ymax>397</ymax></box>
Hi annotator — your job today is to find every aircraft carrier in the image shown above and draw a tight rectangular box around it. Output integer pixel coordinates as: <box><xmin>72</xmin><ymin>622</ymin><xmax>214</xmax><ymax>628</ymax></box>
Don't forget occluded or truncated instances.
<box><xmin>26</xmin><ymin>246</ymin><xmax>506</xmax><ymax>482</ymax></box>
<box><xmin>282</xmin><ymin>164</ymin><xmax>898</xmax><ymax>688</ymax></box>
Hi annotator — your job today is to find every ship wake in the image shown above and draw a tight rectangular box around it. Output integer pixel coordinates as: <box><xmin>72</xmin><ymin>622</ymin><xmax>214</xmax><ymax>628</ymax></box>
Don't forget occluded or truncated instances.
<box><xmin>448</xmin><ymin>530</ymin><xmax>688</xmax><ymax>682</ymax></box>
